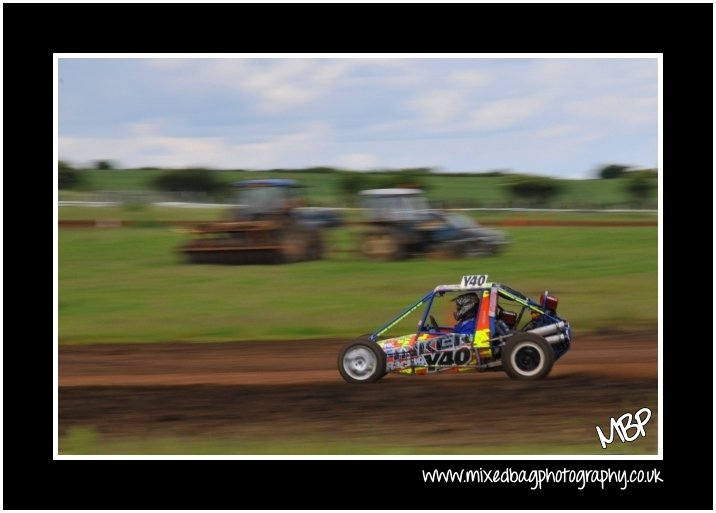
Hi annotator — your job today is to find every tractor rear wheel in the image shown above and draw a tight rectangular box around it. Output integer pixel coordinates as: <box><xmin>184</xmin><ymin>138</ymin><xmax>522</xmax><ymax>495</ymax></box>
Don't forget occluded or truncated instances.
<box><xmin>361</xmin><ymin>229</ymin><xmax>405</xmax><ymax>261</ymax></box>
<box><xmin>279</xmin><ymin>230</ymin><xmax>311</xmax><ymax>263</ymax></box>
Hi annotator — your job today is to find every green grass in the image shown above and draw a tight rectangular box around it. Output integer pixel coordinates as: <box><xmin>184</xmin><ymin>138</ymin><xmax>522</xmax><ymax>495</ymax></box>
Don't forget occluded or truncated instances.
<box><xmin>64</xmin><ymin>169</ymin><xmax>658</xmax><ymax>209</ymax></box>
<box><xmin>58</xmin><ymin>204</ymin><xmax>658</xmax><ymax>224</ymax></box>
<box><xmin>58</xmin><ymin>204</ymin><xmax>227</xmax><ymax>222</ymax></box>
<box><xmin>58</xmin><ymin>223</ymin><xmax>657</xmax><ymax>344</ymax></box>
<box><xmin>60</xmin><ymin>427</ymin><xmax>656</xmax><ymax>455</ymax></box>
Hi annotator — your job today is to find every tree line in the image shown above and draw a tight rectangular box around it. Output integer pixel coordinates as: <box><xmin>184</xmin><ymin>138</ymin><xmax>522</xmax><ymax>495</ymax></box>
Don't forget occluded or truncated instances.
<box><xmin>58</xmin><ymin>161</ymin><xmax>657</xmax><ymax>208</ymax></box>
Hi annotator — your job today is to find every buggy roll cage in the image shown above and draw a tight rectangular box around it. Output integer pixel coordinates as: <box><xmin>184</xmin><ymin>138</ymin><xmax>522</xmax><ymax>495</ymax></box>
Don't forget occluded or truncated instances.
<box><xmin>367</xmin><ymin>282</ymin><xmax>561</xmax><ymax>342</ymax></box>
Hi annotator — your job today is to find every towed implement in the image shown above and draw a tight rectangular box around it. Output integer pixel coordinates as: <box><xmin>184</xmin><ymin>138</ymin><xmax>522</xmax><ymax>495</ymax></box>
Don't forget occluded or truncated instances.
<box><xmin>179</xmin><ymin>179</ymin><xmax>335</xmax><ymax>265</ymax></box>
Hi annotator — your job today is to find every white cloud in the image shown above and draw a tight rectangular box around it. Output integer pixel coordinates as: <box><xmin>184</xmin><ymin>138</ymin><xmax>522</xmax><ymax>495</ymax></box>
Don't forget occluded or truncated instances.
<box><xmin>60</xmin><ymin>58</ymin><xmax>659</xmax><ymax>178</ymax></box>
<box><xmin>144</xmin><ymin>58</ymin><xmax>201</xmax><ymax>71</ymax></box>
<box><xmin>405</xmin><ymin>90</ymin><xmax>466</xmax><ymax>126</ymax></box>
<box><xmin>144</xmin><ymin>58</ymin><xmax>379</xmax><ymax>114</ymax></box>
<box><xmin>535</xmin><ymin>123</ymin><xmax>577</xmax><ymax>139</ymax></box>
<box><xmin>59</xmin><ymin>121</ymin><xmax>334</xmax><ymax>169</ymax></box>
<box><xmin>468</xmin><ymin>96</ymin><xmax>546</xmax><ymax>131</ymax></box>
<box><xmin>337</xmin><ymin>153</ymin><xmax>381</xmax><ymax>169</ymax></box>
<box><xmin>565</xmin><ymin>94</ymin><xmax>657</xmax><ymax>126</ymax></box>
<box><xmin>450</xmin><ymin>69</ymin><xmax>490</xmax><ymax>88</ymax></box>
<box><xmin>237</xmin><ymin>60</ymin><xmax>319</xmax><ymax>111</ymax></box>
<box><xmin>529</xmin><ymin>59</ymin><xmax>573</xmax><ymax>85</ymax></box>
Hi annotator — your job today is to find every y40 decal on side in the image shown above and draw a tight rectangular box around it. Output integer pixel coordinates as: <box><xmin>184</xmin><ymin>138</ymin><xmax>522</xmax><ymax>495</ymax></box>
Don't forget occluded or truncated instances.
<box><xmin>423</xmin><ymin>347</ymin><xmax>472</xmax><ymax>366</ymax></box>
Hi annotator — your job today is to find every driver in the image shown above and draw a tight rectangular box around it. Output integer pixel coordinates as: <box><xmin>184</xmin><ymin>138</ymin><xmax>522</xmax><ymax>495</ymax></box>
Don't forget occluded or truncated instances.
<box><xmin>452</xmin><ymin>292</ymin><xmax>479</xmax><ymax>335</ymax></box>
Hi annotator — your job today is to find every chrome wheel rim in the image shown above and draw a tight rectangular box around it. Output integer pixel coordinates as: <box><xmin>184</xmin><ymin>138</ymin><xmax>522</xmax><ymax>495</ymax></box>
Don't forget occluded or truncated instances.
<box><xmin>343</xmin><ymin>346</ymin><xmax>378</xmax><ymax>381</ymax></box>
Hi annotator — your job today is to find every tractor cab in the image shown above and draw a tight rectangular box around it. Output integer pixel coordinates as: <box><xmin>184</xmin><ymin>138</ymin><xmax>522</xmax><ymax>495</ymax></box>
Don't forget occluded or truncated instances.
<box><xmin>232</xmin><ymin>179</ymin><xmax>306</xmax><ymax>219</ymax></box>
<box><xmin>359</xmin><ymin>188</ymin><xmax>431</xmax><ymax>222</ymax></box>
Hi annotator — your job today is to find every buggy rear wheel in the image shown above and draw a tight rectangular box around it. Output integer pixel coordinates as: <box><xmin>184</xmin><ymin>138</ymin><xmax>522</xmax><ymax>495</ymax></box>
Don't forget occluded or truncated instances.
<box><xmin>502</xmin><ymin>333</ymin><xmax>554</xmax><ymax>380</ymax></box>
<box><xmin>338</xmin><ymin>339</ymin><xmax>386</xmax><ymax>383</ymax></box>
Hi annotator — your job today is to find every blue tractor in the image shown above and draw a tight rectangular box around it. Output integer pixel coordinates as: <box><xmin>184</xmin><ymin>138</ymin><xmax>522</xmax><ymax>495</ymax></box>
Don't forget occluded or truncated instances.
<box><xmin>358</xmin><ymin>188</ymin><xmax>509</xmax><ymax>261</ymax></box>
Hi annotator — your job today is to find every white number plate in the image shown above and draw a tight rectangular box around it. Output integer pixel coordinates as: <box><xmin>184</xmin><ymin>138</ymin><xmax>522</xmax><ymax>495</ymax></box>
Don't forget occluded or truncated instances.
<box><xmin>461</xmin><ymin>274</ymin><xmax>488</xmax><ymax>288</ymax></box>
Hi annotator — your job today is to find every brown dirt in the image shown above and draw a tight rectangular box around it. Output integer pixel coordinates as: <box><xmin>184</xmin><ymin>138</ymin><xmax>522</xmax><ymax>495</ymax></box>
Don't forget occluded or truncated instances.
<box><xmin>59</xmin><ymin>333</ymin><xmax>656</xmax><ymax>386</ymax></box>
<box><xmin>485</xmin><ymin>219</ymin><xmax>657</xmax><ymax>227</ymax></box>
<box><xmin>59</xmin><ymin>332</ymin><xmax>658</xmax><ymax>451</ymax></box>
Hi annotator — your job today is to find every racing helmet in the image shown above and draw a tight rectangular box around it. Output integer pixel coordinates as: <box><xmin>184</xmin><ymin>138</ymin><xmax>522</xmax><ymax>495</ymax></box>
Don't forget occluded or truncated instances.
<box><xmin>452</xmin><ymin>292</ymin><xmax>479</xmax><ymax>322</ymax></box>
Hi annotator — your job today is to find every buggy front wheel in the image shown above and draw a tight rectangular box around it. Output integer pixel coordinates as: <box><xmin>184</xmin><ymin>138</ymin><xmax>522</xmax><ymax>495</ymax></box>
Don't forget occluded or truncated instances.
<box><xmin>338</xmin><ymin>340</ymin><xmax>386</xmax><ymax>383</ymax></box>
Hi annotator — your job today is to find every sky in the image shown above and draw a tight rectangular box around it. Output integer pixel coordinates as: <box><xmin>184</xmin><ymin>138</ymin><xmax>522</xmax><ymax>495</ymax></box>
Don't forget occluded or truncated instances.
<box><xmin>58</xmin><ymin>56</ymin><xmax>659</xmax><ymax>179</ymax></box>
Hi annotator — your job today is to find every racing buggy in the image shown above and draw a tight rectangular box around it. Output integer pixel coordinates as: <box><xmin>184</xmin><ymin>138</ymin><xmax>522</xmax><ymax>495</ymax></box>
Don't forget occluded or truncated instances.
<box><xmin>337</xmin><ymin>274</ymin><xmax>572</xmax><ymax>383</ymax></box>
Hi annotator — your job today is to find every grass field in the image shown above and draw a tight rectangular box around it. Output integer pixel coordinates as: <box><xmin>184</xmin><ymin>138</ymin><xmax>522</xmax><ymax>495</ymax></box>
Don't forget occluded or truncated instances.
<box><xmin>62</xmin><ymin>169</ymin><xmax>658</xmax><ymax>208</ymax></box>
<box><xmin>58</xmin><ymin>204</ymin><xmax>658</xmax><ymax>223</ymax></box>
<box><xmin>57</xmin><ymin>207</ymin><xmax>659</xmax><ymax>457</ymax></box>
<box><xmin>58</xmin><ymin>221</ymin><xmax>657</xmax><ymax>344</ymax></box>
<box><xmin>60</xmin><ymin>425</ymin><xmax>657</xmax><ymax>455</ymax></box>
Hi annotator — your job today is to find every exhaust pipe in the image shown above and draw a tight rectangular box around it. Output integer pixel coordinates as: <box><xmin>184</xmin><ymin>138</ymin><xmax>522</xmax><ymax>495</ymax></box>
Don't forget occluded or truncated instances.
<box><xmin>527</xmin><ymin>321</ymin><xmax>565</xmax><ymax>337</ymax></box>
<box><xmin>545</xmin><ymin>333</ymin><xmax>567</xmax><ymax>345</ymax></box>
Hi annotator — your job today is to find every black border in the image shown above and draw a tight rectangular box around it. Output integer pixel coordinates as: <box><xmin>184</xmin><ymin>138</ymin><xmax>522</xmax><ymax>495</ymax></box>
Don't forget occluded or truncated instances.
<box><xmin>4</xmin><ymin>2</ymin><xmax>713</xmax><ymax>510</ymax></box>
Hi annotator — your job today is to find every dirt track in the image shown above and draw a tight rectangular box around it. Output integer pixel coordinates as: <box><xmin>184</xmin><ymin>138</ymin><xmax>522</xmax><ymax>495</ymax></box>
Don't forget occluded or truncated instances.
<box><xmin>59</xmin><ymin>332</ymin><xmax>658</xmax><ymax>452</ymax></box>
